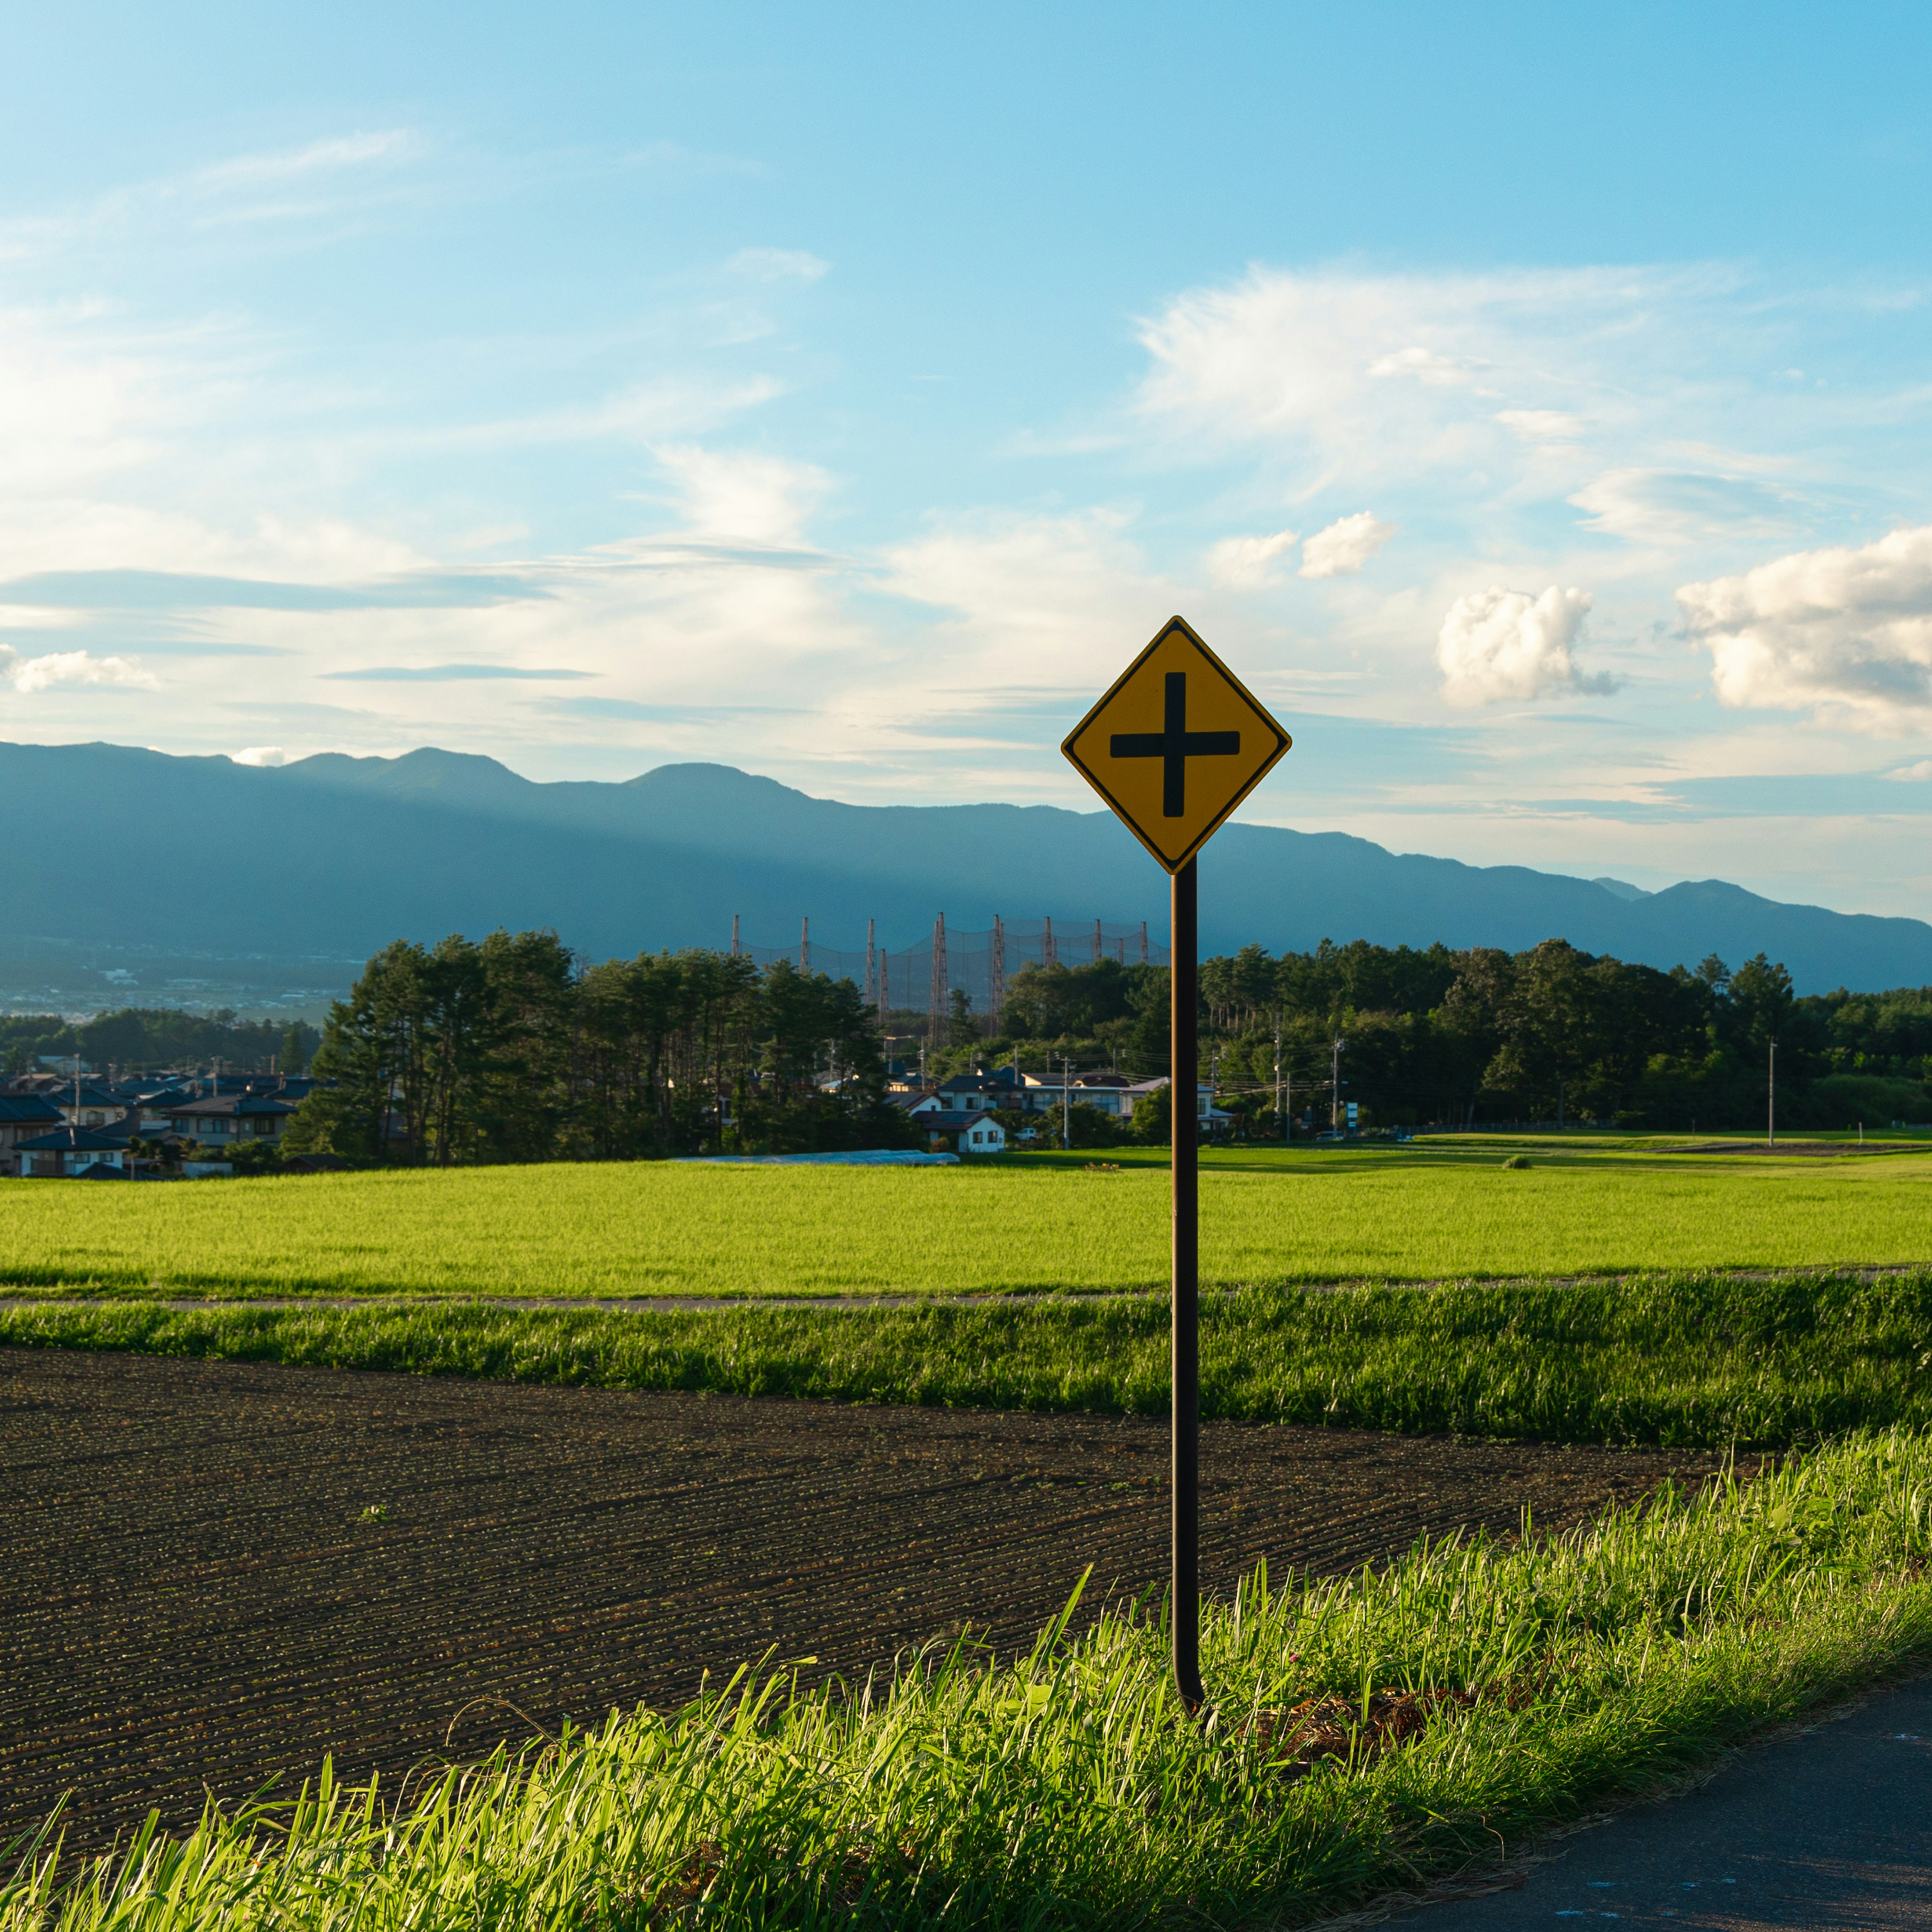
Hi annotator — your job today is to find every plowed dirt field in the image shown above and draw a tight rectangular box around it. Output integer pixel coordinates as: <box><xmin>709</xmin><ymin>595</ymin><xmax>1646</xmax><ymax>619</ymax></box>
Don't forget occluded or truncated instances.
<box><xmin>2</xmin><ymin>1347</ymin><xmax>1738</xmax><ymax>1850</ymax></box>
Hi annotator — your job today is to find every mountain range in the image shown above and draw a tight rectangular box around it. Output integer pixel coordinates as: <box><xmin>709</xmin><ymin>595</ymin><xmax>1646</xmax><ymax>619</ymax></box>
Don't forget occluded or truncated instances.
<box><xmin>2</xmin><ymin>739</ymin><xmax>1928</xmax><ymax>997</ymax></box>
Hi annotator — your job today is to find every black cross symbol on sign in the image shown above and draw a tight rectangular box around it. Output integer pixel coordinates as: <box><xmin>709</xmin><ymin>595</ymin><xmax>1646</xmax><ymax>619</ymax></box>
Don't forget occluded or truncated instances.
<box><xmin>1109</xmin><ymin>671</ymin><xmax>1242</xmax><ymax>818</ymax></box>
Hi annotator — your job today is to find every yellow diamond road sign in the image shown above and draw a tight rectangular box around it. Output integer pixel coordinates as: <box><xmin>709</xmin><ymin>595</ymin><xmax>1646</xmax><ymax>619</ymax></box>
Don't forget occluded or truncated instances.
<box><xmin>1061</xmin><ymin>616</ymin><xmax>1291</xmax><ymax>872</ymax></box>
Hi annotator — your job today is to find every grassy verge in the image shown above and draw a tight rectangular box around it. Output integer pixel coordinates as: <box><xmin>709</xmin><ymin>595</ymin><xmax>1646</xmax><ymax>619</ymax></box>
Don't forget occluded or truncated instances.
<box><xmin>8</xmin><ymin>1431</ymin><xmax>1930</xmax><ymax>1930</ymax></box>
<box><xmin>9</xmin><ymin>1269</ymin><xmax>1932</xmax><ymax>1447</ymax></box>
<box><xmin>1</xmin><ymin>1145</ymin><xmax>1928</xmax><ymax>1300</ymax></box>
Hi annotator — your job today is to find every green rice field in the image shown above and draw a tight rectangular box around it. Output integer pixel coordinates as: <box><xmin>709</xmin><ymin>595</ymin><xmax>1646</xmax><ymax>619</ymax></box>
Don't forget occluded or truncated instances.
<box><xmin>11</xmin><ymin>1268</ymin><xmax>1929</xmax><ymax>1446</ymax></box>
<box><xmin>0</xmin><ymin>1137</ymin><xmax>1928</xmax><ymax>1300</ymax></box>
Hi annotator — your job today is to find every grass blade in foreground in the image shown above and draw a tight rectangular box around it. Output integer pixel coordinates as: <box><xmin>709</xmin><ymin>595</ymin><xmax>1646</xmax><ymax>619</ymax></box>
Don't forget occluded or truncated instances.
<box><xmin>9</xmin><ymin>1267</ymin><xmax>1932</xmax><ymax>1447</ymax></box>
<box><xmin>7</xmin><ymin>1431</ymin><xmax>1931</xmax><ymax>1930</ymax></box>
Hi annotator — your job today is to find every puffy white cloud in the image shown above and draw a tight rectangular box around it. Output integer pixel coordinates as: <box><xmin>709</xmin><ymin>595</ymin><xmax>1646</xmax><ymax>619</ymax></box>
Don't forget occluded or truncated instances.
<box><xmin>1300</xmin><ymin>512</ymin><xmax>1396</xmax><ymax>579</ymax></box>
<box><xmin>232</xmin><ymin>745</ymin><xmax>290</xmax><ymax>767</ymax></box>
<box><xmin>0</xmin><ymin>643</ymin><xmax>156</xmax><ymax>691</ymax></box>
<box><xmin>1678</xmin><ymin>524</ymin><xmax>1932</xmax><ymax>729</ymax></box>
<box><xmin>1206</xmin><ymin>528</ymin><xmax>1297</xmax><ymax>587</ymax></box>
<box><xmin>1434</xmin><ymin>585</ymin><xmax>1602</xmax><ymax>706</ymax></box>
<box><xmin>1886</xmin><ymin>760</ymin><xmax>1932</xmax><ymax>781</ymax></box>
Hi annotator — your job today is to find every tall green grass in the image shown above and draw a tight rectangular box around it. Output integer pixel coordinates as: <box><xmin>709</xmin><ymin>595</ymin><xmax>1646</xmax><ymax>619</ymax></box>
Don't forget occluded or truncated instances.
<box><xmin>10</xmin><ymin>1269</ymin><xmax>1932</xmax><ymax>1446</ymax></box>
<box><xmin>9</xmin><ymin>1431</ymin><xmax>1931</xmax><ymax>1930</ymax></box>
<box><xmin>1</xmin><ymin>1149</ymin><xmax>1928</xmax><ymax>1300</ymax></box>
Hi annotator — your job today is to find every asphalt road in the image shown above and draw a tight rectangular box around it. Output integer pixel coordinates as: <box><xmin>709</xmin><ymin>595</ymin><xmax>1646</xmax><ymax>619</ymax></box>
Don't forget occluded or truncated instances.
<box><xmin>1416</xmin><ymin>1674</ymin><xmax>1932</xmax><ymax>1929</ymax></box>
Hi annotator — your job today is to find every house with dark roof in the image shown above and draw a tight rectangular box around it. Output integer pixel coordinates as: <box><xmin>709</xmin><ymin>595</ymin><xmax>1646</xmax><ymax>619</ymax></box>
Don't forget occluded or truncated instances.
<box><xmin>54</xmin><ymin>1085</ymin><xmax>126</xmax><ymax>1131</ymax></box>
<box><xmin>164</xmin><ymin>1093</ymin><xmax>299</xmax><ymax>1144</ymax></box>
<box><xmin>0</xmin><ymin>1093</ymin><xmax>66</xmax><ymax>1160</ymax></box>
<box><xmin>888</xmin><ymin>1090</ymin><xmax>1007</xmax><ymax>1154</ymax></box>
<box><xmin>12</xmin><ymin>1126</ymin><xmax>130</xmax><ymax>1177</ymax></box>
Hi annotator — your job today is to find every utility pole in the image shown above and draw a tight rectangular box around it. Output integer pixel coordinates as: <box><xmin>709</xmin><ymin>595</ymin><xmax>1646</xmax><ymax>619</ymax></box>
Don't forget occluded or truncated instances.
<box><xmin>1768</xmin><ymin>1040</ymin><xmax>1776</xmax><ymax>1148</ymax></box>
<box><xmin>1062</xmin><ymin>1053</ymin><xmax>1072</xmax><ymax>1151</ymax></box>
<box><xmin>1331</xmin><ymin>1035</ymin><xmax>1345</xmax><ymax>1131</ymax></box>
<box><xmin>1273</xmin><ymin>1010</ymin><xmax>1282</xmax><ymax>1133</ymax></box>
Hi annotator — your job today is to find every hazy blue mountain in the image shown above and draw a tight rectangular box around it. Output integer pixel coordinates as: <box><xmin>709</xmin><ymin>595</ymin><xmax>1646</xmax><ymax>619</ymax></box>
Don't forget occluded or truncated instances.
<box><xmin>2</xmin><ymin>740</ymin><xmax>1928</xmax><ymax>995</ymax></box>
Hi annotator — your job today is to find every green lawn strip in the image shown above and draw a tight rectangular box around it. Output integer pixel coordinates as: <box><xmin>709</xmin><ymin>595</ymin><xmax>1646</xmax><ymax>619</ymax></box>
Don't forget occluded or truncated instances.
<box><xmin>8</xmin><ymin>1432</ymin><xmax>1929</xmax><ymax>1930</ymax></box>
<box><xmin>9</xmin><ymin>1269</ymin><xmax>1932</xmax><ymax>1447</ymax></box>
<box><xmin>1</xmin><ymin>1150</ymin><xmax>1928</xmax><ymax>1301</ymax></box>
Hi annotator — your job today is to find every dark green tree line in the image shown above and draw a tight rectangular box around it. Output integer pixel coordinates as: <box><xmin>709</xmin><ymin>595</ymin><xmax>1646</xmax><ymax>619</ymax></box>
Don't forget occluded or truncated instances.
<box><xmin>934</xmin><ymin>935</ymin><xmax>1932</xmax><ymax>1132</ymax></box>
<box><xmin>0</xmin><ymin>1007</ymin><xmax>317</xmax><ymax>1077</ymax></box>
<box><xmin>283</xmin><ymin>932</ymin><xmax>912</xmax><ymax>1163</ymax></box>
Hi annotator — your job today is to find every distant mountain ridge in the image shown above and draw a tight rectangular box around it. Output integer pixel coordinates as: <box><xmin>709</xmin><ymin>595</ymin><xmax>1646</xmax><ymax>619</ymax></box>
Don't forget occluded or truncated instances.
<box><xmin>0</xmin><ymin>740</ymin><xmax>1927</xmax><ymax>996</ymax></box>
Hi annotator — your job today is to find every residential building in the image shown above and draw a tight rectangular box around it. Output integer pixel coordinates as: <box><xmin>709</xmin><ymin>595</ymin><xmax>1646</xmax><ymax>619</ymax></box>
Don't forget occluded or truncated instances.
<box><xmin>1115</xmin><ymin>1078</ymin><xmax>1234</xmax><ymax>1133</ymax></box>
<box><xmin>0</xmin><ymin>1093</ymin><xmax>66</xmax><ymax>1160</ymax></box>
<box><xmin>54</xmin><ymin>1085</ymin><xmax>125</xmax><ymax>1130</ymax></box>
<box><xmin>12</xmin><ymin>1128</ymin><xmax>130</xmax><ymax>1177</ymax></box>
<box><xmin>164</xmin><ymin>1093</ymin><xmax>299</xmax><ymax>1143</ymax></box>
<box><xmin>912</xmin><ymin>1106</ymin><xmax>1007</xmax><ymax>1153</ymax></box>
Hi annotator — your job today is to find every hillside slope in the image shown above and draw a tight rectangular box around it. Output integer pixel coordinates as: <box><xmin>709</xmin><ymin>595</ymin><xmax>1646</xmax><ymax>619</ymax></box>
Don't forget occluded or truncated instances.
<box><xmin>0</xmin><ymin>741</ymin><xmax>1925</xmax><ymax>994</ymax></box>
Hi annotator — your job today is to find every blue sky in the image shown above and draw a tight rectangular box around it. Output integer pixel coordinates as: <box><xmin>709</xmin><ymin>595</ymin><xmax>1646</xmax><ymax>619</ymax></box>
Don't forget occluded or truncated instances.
<box><xmin>4</xmin><ymin>3</ymin><xmax>1932</xmax><ymax>917</ymax></box>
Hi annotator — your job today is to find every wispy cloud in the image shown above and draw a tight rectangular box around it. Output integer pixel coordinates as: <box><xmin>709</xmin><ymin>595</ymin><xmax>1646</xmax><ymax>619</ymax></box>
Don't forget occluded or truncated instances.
<box><xmin>0</xmin><ymin>129</ymin><xmax>426</xmax><ymax>259</ymax></box>
<box><xmin>0</xmin><ymin>568</ymin><xmax>551</xmax><ymax>612</ymax></box>
<box><xmin>321</xmin><ymin>663</ymin><xmax>594</xmax><ymax>682</ymax></box>
<box><xmin>725</xmin><ymin>248</ymin><xmax>829</xmax><ymax>284</ymax></box>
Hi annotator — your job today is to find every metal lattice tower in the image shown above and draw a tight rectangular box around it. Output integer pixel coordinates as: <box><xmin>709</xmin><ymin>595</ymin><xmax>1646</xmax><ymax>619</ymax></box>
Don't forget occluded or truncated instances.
<box><xmin>928</xmin><ymin>914</ymin><xmax>948</xmax><ymax>1053</ymax></box>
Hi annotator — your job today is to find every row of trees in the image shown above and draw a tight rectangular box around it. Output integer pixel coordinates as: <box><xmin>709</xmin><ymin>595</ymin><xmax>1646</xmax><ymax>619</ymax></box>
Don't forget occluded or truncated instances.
<box><xmin>0</xmin><ymin>1008</ymin><xmax>317</xmax><ymax>1077</ymax></box>
<box><xmin>24</xmin><ymin>925</ymin><xmax>1926</xmax><ymax>1159</ymax></box>
<box><xmin>284</xmin><ymin>932</ymin><xmax>912</xmax><ymax>1163</ymax></box>
<box><xmin>947</xmin><ymin>937</ymin><xmax>1932</xmax><ymax>1133</ymax></box>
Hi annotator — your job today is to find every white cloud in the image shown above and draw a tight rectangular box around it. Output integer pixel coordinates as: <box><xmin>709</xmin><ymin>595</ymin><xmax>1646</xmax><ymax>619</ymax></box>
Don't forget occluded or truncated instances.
<box><xmin>651</xmin><ymin>444</ymin><xmax>831</xmax><ymax>547</ymax></box>
<box><xmin>185</xmin><ymin>131</ymin><xmax>419</xmax><ymax>197</ymax></box>
<box><xmin>1497</xmin><ymin>409</ymin><xmax>1585</xmax><ymax>443</ymax></box>
<box><xmin>1300</xmin><ymin>512</ymin><xmax>1396</xmax><ymax>579</ymax></box>
<box><xmin>0</xmin><ymin>643</ymin><xmax>156</xmax><ymax>692</ymax></box>
<box><xmin>1571</xmin><ymin>467</ymin><xmax>1800</xmax><ymax>547</ymax></box>
<box><xmin>1678</xmin><ymin>523</ymin><xmax>1932</xmax><ymax>729</ymax></box>
<box><xmin>880</xmin><ymin>509</ymin><xmax>1176</xmax><ymax>708</ymax></box>
<box><xmin>1206</xmin><ymin>528</ymin><xmax>1297</xmax><ymax>587</ymax></box>
<box><xmin>725</xmin><ymin>248</ymin><xmax>829</xmax><ymax>284</ymax></box>
<box><xmin>1367</xmin><ymin>345</ymin><xmax>1488</xmax><ymax>388</ymax></box>
<box><xmin>1133</xmin><ymin>265</ymin><xmax>1725</xmax><ymax>480</ymax></box>
<box><xmin>1885</xmin><ymin>759</ymin><xmax>1932</xmax><ymax>781</ymax></box>
<box><xmin>1434</xmin><ymin>584</ymin><xmax>1602</xmax><ymax>706</ymax></box>
<box><xmin>232</xmin><ymin>745</ymin><xmax>290</xmax><ymax>767</ymax></box>
<box><xmin>0</xmin><ymin>129</ymin><xmax>424</xmax><ymax>260</ymax></box>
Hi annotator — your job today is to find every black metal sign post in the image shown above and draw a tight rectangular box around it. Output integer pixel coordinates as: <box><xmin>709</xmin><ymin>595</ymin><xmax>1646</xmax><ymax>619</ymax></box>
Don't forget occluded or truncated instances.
<box><xmin>1060</xmin><ymin>616</ymin><xmax>1289</xmax><ymax>1713</ymax></box>
<box><xmin>1170</xmin><ymin>855</ymin><xmax>1203</xmax><ymax>1709</ymax></box>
